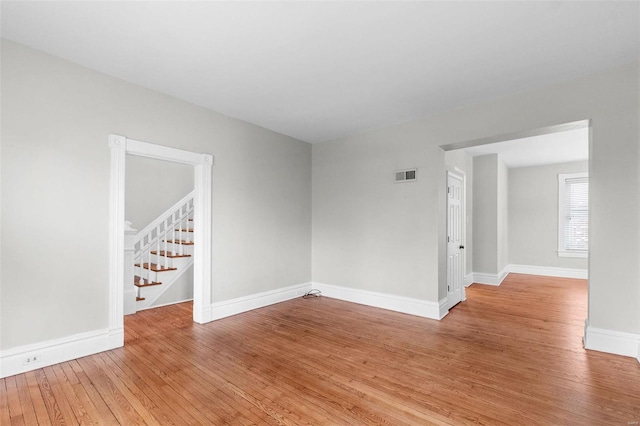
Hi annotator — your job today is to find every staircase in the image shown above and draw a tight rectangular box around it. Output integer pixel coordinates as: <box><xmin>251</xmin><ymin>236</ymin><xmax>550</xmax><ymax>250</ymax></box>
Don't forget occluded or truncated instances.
<box><xmin>131</xmin><ymin>191</ymin><xmax>195</xmax><ymax>310</ymax></box>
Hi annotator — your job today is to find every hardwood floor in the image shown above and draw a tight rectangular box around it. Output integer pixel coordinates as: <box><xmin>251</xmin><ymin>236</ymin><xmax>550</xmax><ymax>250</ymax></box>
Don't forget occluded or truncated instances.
<box><xmin>2</xmin><ymin>274</ymin><xmax>639</xmax><ymax>425</ymax></box>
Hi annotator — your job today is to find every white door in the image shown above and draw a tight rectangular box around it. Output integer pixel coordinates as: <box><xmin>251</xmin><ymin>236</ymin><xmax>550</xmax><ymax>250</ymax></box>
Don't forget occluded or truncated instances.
<box><xmin>446</xmin><ymin>172</ymin><xmax>465</xmax><ymax>310</ymax></box>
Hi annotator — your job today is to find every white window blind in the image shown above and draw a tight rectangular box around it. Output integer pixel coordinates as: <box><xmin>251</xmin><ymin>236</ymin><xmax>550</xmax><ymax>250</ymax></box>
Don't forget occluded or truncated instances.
<box><xmin>558</xmin><ymin>173</ymin><xmax>588</xmax><ymax>257</ymax></box>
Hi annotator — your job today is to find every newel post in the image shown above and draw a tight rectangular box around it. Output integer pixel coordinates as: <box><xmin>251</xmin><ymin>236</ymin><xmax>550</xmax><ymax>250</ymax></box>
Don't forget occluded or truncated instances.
<box><xmin>124</xmin><ymin>221</ymin><xmax>138</xmax><ymax>315</ymax></box>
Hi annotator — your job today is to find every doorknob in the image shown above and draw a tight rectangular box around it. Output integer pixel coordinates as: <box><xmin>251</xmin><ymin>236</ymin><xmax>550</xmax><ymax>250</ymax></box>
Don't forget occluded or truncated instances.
<box><xmin>459</xmin><ymin>245</ymin><xmax>465</xmax><ymax>249</ymax></box>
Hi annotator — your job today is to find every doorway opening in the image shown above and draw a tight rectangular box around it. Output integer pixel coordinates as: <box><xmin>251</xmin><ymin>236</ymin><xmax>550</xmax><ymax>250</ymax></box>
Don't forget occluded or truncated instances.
<box><xmin>108</xmin><ymin>135</ymin><xmax>213</xmax><ymax>350</ymax></box>
<box><xmin>125</xmin><ymin>155</ymin><xmax>194</xmax><ymax>314</ymax></box>
<box><xmin>440</xmin><ymin>119</ymin><xmax>590</xmax><ymax>317</ymax></box>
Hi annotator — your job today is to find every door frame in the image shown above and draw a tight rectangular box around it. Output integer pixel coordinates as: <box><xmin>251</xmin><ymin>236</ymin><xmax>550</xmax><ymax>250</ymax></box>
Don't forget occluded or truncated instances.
<box><xmin>446</xmin><ymin>170</ymin><xmax>467</xmax><ymax>309</ymax></box>
<box><xmin>108</xmin><ymin>134</ymin><xmax>213</xmax><ymax>349</ymax></box>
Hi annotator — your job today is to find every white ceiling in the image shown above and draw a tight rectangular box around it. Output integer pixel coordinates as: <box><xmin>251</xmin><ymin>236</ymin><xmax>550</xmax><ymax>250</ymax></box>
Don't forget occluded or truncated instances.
<box><xmin>463</xmin><ymin>127</ymin><xmax>589</xmax><ymax>169</ymax></box>
<box><xmin>1</xmin><ymin>1</ymin><xmax>638</xmax><ymax>144</ymax></box>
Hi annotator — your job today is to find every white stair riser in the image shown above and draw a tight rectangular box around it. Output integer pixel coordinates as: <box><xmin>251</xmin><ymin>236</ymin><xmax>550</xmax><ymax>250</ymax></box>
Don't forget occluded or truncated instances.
<box><xmin>135</xmin><ymin>258</ymin><xmax>191</xmax><ymax>282</ymax></box>
<box><xmin>140</xmin><ymin>253</ymin><xmax>193</xmax><ymax>269</ymax></box>
<box><xmin>135</xmin><ymin>267</ymin><xmax>180</xmax><ymax>286</ymax></box>
<box><xmin>135</xmin><ymin>267</ymin><xmax>178</xmax><ymax>284</ymax></box>
<box><xmin>136</xmin><ymin>253</ymin><xmax>190</xmax><ymax>265</ymax></box>
<box><xmin>160</xmin><ymin>242</ymin><xmax>194</xmax><ymax>256</ymax></box>
<box><xmin>172</xmin><ymin>231</ymin><xmax>195</xmax><ymax>241</ymax></box>
<box><xmin>135</xmin><ymin>246</ymin><xmax>193</xmax><ymax>265</ymax></box>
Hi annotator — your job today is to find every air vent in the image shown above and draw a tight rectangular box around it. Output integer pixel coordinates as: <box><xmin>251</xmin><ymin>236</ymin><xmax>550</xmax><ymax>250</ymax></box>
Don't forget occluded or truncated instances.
<box><xmin>395</xmin><ymin>168</ymin><xmax>417</xmax><ymax>183</ymax></box>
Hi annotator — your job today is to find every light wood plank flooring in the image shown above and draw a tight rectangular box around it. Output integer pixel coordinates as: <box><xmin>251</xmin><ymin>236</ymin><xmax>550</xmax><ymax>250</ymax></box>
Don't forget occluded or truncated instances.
<box><xmin>2</xmin><ymin>274</ymin><xmax>639</xmax><ymax>424</ymax></box>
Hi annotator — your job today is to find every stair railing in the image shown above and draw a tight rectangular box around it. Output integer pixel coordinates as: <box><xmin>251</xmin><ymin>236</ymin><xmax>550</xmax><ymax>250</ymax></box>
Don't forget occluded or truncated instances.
<box><xmin>133</xmin><ymin>191</ymin><xmax>194</xmax><ymax>286</ymax></box>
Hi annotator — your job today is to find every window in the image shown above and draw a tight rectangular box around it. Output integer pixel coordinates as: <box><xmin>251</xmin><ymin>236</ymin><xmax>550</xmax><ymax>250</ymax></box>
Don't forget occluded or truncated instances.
<box><xmin>558</xmin><ymin>173</ymin><xmax>588</xmax><ymax>258</ymax></box>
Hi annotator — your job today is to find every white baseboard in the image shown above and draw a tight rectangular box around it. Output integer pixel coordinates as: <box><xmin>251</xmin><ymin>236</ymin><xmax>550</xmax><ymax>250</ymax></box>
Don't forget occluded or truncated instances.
<box><xmin>124</xmin><ymin>288</ymin><xmax>137</xmax><ymax>316</ymax></box>
<box><xmin>313</xmin><ymin>282</ymin><xmax>447</xmax><ymax>320</ymax></box>
<box><xmin>584</xmin><ymin>322</ymin><xmax>640</xmax><ymax>361</ymax></box>
<box><xmin>464</xmin><ymin>274</ymin><xmax>474</xmax><ymax>287</ymax></box>
<box><xmin>469</xmin><ymin>264</ymin><xmax>588</xmax><ymax>286</ymax></box>
<box><xmin>0</xmin><ymin>328</ymin><xmax>121</xmax><ymax>379</ymax></box>
<box><xmin>508</xmin><ymin>264</ymin><xmax>588</xmax><ymax>279</ymax></box>
<box><xmin>209</xmin><ymin>282</ymin><xmax>312</xmax><ymax>321</ymax></box>
<box><xmin>472</xmin><ymin>266</ymin><xmax>509</xmax><ymax>286</ymax></box>
<box><xmin>439</xmin><ymin>298</ymin><xmax>449</xmax><ymax>319</ymax></box>
<box><xmin>137</xmin><ymin>298</ymin><xmax>194</xmax><ymax>311</ymax></box>
<box><xmin>195</xmin><ymin>303</ymin><xmax>213</xmax><ymax>324</ymax></box>
<box><xmin>109</xmin><ymin>327</ymin><xmax>124</xmax><ymax>349</ymax></box>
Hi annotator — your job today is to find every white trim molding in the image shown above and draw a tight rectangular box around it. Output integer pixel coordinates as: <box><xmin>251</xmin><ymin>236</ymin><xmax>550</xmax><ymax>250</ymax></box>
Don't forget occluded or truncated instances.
<box><xmin>109</xmin><ymin>134</ymin><xmax>214</xmax><ymax>336</ymax></box>
<box><xmin>557</xmin><ymin>250</ymin><xmax>588</xmax><ymax>259</ymax></box>
<box><xmin>464</xmin><ymin>274</ymin><xmax>474</xmax><ymax>287</ymax></box>
<box><xmin>468</xmin><ymin>264</ymin><xmax>588</xmax><ymax>286</ymax></box>
<box><xmin>0</xmin><ymin>329</ymin><xmax>112</xmax><ymax>378</ymax></box>
<box><xmin>584</xmin><ymin>322</ymin><xmax>640</xmax><ymax>360</ymax></box>
<box><xmin>210</xmin><ymin>282</ymin><xmax>312</xmax><ymax>321</ymax></box>
<box><xmin>440</xmin><ymin>119</ymin><xmax>589</xmax><ymax>152</ymax></box>
<box><xmin>126</xmin><ymin>138</ymin><xmax>206</xmax><ymax>165</ymax></box>
<box><xmin>439</xmin><ymin>298</ymin><xmax>449</xmax><ymax>319</ymax></box>
<box><xmin>138</xmin><ymin>298</ymin><xmax>195</xmax><ymax>312</ymax></box>
<box><xmin>108</xmin><ymin>135</ymin><xmax>126</xmax><ymax>349</ymax></box>
<box><xmin>471</xmin><ymin>266</ymin><xmax>510</xmax><ymax>286</ymax></box>
<box><xmin>193</xmin><ymin>153</ymin><xmax>213</xmax><ymax>324</ymax></box>
<box><xmin>313</xmin><ymin>282</ymin><xmax>447</xmax><ymax>320</ymax></box>
<box><xmin>508</xmin><ymin>264</ymin><xmax>587</xmax><ymax>279</ymax></box>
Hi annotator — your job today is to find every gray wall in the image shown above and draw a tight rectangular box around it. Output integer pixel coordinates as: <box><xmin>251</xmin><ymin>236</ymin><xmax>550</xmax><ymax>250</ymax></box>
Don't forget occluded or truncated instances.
<box><xmin>497</xmin><ymin>157</ymin><xmax>509</xmax><ymax>272</ymax></box>
<box><xmin>152</xmin><ymin>266</ymin><xmax>194</xmax><ymax>307</ymax></box>
<box><xmin>312</xmin><ymin>62</ymin><xmax>640</xmax><ymax>336</ymax></box>
<box><xmin>1</xmin><ymin>40</ymin><xmax>312</xmax><ymax>350</ymax></box>
<box><xmin>471</xmin><ymin>153</ymin><xmax>508</xmax><ymax>275</ymax></box>
<box><xmin>312</xmin><ymin>134</ymin><xmax>439</xmax><ymax>300</ymax></box>
<box><xmin>508</xmin><ymin>161</ymin><xmax>588</xmax><ymax>269</ymax></box>
<box><xmin>125</xmin><ymin>156</ymin><xmax>193</xmax><ymax>231</ymax></box>
<box><xmin>472</xmin><ymin>155</ymin><xmax>499</xmax><ymax>274</ymax></box>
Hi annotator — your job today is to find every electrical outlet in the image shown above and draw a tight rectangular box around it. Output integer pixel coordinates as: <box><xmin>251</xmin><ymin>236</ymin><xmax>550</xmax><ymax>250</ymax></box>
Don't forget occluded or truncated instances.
<box><xmin>23</xmin><ymin>355</ymin><xmax>41</xmax><ymax>366</ymax></box>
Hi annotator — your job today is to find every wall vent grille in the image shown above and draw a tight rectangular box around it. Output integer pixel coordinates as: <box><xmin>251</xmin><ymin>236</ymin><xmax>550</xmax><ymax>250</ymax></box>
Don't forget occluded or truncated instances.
<box><xmin>395</xmin><ymin>168</ymin><xmax>417</xmax><ymax>183</ymax></box>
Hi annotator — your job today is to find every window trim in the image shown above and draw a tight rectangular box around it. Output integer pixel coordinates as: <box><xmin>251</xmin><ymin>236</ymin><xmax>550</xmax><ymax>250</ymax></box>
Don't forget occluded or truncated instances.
<box><xmin>558</xmin><ymin>172</ymin><xmax>588</xmax><ymax>258</ymax></box>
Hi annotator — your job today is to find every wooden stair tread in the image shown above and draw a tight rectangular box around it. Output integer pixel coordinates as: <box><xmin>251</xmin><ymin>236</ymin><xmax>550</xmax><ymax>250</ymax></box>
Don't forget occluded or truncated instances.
<box><xmin>175</xmin><ymin>228</ymin><xmax>194</xmax><ymax>232</ymax></box>
<box><xmin>134</xmin><ymin>275</ymin><xmax>162</xmax><ymax>287</ymax></box>
<box><xmin>151</xmin><ymin>250</ymin><xmax>192</xmax><ymax>258</ymax></box>
<box><xmin>136</xmin><ymin>296</ymin><xmax>145</xmax><ymax>301</ymax></box>
<box><xmin>163</xmin><ymin>239</ymin><xmax>194</xmax><ymax>245</ymax></box>
<box><xmin>134</xmin><ymin>262</ymin><xmax>177</xmax><ymax>272</ymax></box>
